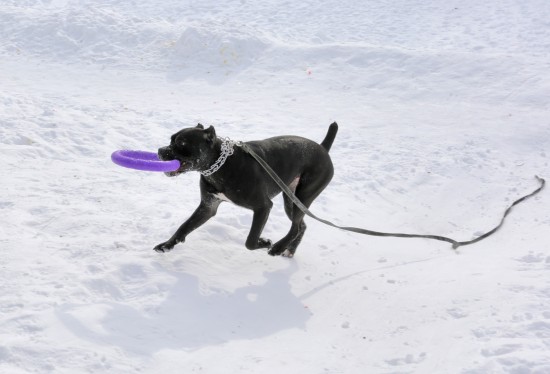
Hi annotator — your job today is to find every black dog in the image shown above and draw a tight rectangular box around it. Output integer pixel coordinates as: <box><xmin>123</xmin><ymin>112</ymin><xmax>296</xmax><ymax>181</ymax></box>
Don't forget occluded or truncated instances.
<box><xmin>155</xmin><ymin>122</ymin><xmax>338</xmax><ymax>257</ymax></box>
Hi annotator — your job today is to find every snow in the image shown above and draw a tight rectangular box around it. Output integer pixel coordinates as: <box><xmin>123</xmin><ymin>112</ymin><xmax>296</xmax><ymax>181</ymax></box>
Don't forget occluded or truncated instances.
<box><xmin>1</xmin><ymin>0</ymin><xmax>549</xmax><ymax>373</ymax></box>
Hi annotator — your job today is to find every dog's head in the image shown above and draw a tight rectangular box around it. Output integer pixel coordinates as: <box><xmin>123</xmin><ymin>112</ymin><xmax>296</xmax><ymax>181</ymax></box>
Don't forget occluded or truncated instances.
<box><xmin>158</xmin><ymin>123</ymin><xmax>217</xmax><ymax>177</ymax></box>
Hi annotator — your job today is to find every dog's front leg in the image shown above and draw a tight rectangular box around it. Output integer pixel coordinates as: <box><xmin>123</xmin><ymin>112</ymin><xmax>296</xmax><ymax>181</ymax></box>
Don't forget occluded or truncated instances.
<box><xmin>245</xmin><ymin>202</ymin><xmax>273</xmax><ymax>250</ymax></box>
<box><xmin>154</xmin><ymin>199</ymin><xmax>221</xmax><ymax>253</ymax></box>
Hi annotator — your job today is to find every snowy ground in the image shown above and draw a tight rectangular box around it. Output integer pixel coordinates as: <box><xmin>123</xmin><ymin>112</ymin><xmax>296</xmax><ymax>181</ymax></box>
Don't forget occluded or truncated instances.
<box><xmin>1</xmin><ymin>1</ymin><xmax>550</xmax><ymax>373</ymax></box>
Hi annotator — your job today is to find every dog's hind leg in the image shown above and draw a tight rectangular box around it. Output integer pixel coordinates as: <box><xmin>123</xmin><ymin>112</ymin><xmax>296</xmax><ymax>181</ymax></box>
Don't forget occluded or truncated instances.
<box><xmin>282</xmin><ymin>221</ymin><xmax>307</xmax><ymax>258</ymax></box>
<box><xmin>270</xmin><ymin>167</ymin><xmax>332</xmax><ymax>257</ymax></box>
<box><xmin>269</xmin><ymin>203</ymin><xmax>309</xmax><ymax>257</ymax></box>
<box><xmin>245</xmin><ymin>200</ymin><xmax>273</xmax><ymax>250</ymax></box>
<box><xmin>282</xmin><ymin>193</ymin><xmax>307</xmax><ymax>257</ymax></box>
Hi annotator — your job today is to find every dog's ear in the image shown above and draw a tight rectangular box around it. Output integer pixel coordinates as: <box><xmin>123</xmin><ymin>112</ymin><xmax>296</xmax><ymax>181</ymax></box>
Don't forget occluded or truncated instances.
<box><xmin>196</xmin><ymin>123</ymin><xmax>204</xmax><ymax>129</ymax></box>
<box><xmin>204</xmin><ymin>125</ymin><xmax>216</xmax><ymax>144</ymax></box>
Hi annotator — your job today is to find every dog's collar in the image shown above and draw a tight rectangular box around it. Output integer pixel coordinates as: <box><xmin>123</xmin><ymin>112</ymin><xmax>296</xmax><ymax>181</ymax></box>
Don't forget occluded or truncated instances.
<box><xmin>200</xmin><ymin>137</ymin><xmax>241</xmax><ymax>177</ymax></box>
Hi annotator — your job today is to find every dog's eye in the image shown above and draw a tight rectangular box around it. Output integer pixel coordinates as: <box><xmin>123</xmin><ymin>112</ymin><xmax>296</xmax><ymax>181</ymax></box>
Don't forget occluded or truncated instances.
<box><xmin>180</xmin><ymin>142</ymin><xmax>186</xmax><ymax>148</ymax></box>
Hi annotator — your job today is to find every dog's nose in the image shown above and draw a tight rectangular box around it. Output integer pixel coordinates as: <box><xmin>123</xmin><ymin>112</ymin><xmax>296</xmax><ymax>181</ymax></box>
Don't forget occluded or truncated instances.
<box><xmin>157</xmin><ymin>146</ymin><xmax>173</xmax><ymax>161</ymax></box>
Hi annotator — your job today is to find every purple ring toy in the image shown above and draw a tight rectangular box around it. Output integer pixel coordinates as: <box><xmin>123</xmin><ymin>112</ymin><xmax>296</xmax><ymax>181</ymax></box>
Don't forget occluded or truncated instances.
<box><xmin>111</xmin><ymin>150</ymin><xmax>180</xmax><ymax>172</ymax></box>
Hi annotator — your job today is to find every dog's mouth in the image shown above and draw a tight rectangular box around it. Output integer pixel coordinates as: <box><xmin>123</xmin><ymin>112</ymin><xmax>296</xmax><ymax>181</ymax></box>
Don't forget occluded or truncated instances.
<box><xmin>158</xmin><ymin>148</ymin><xmax>189</xmax><ymax>177</ymax></box>
<box><xmin>164</xmin><ymin>161</ymin><xmax>188</xmax><ymax>177</ymax></box>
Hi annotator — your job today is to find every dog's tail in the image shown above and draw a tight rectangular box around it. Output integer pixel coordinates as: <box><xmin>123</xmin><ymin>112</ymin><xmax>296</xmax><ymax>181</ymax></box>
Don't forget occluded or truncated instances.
<box><xmin>321</xmin><ymin>122</ymin><xmax>338</xmax><ymax>152</ymax></box>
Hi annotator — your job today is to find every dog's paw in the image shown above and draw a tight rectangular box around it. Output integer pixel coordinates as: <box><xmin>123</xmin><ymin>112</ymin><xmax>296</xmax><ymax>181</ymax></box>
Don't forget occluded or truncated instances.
<box><xmin>281</xmin><ymin>249</ymin><xmax>295</xmax><ymax>258</ymax></box>
<box><xmin>268</xmin><ymin>243</ymin><xmax>285</xmax><ymax>256</ymax></box>
<box><xmin>269</xmin><ymin>242</ymin><xmax>295</xmax><ymax>258</ymax></box>
<box><xmin>247</xmin><ymin>237</ymin><xmax>272</xmax><ymax>250</ymax></box>
<box><xmin>154</xmin><ymin>240</ymin><xmax>176</xmax><ymax>253</ymax></box>
<box><xmin>258</xmin><ymin>238</ymin><xmax>272</xmax><ymax>249</ymax></box>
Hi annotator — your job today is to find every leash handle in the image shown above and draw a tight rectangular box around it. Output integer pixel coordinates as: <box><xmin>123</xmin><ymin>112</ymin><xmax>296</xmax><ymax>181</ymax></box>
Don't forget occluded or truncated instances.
<box><xmin>453</xmin><ymin>175</ymin><xmax>545</xmax><ymax>248</ymax></box>
<box><xmin>239</xmin><ymin>143</ymin><xmax>545</xmax><ymax>249</ymax></box>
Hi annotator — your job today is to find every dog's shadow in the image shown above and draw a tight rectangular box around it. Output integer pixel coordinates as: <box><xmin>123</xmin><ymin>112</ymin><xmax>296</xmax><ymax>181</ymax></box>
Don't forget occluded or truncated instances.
<box><xmin>57</xmin><ymin>261</ymin><xmax>309</xmax><ymax>354</ymax></box>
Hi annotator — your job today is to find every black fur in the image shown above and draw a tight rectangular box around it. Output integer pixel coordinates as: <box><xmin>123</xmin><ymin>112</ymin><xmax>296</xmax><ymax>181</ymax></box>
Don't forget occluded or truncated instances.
<box><xmin>155</xmin><ymin>122</ymin><xmax>338</xmax><ymax>257</ymax></box>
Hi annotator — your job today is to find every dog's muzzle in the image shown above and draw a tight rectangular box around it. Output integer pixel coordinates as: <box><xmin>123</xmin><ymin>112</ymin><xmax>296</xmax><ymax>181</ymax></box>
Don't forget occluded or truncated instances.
<box><xmin>158</xmin><ymin>146</ymin><xmax>174</xmax><ymax>161</ymax></box>
<box><xmin>158</xmin><ymin>146</ymin><xmax>185</xmax><ymax>177</ymax></box>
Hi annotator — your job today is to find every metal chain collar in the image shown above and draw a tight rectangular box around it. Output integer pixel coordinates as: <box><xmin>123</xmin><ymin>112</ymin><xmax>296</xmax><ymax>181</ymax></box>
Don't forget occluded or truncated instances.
<box><xmin>200</xmin><ymin>137</ymin><xmax>241</xmax><ymax>177</ymax></box>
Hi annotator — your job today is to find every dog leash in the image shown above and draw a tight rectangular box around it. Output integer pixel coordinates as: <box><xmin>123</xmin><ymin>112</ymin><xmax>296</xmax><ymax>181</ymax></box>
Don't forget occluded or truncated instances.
<box><xmin>237</xmin><ymin>142</ymin><xmax>545</xmax><ymax>250</ymax></box>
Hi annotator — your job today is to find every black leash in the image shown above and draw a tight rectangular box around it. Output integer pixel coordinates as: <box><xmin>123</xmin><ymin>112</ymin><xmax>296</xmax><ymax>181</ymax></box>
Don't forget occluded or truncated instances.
<box><xmin>239</xmin><ymin>142</ymin><xmax>545</xmax><ymax>250</ymax></box>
